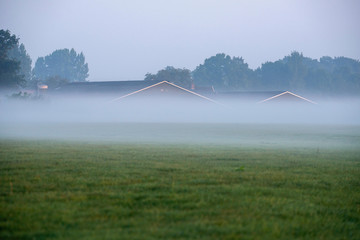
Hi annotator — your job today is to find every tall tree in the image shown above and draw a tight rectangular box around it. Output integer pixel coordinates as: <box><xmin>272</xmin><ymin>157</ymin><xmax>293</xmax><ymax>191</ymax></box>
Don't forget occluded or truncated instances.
<box><xmin>0</xmin><ymin>29</ymin><xmax>25</xmax><ymax>89</ymax></box>
<box><xmin>257</xmin><ymin>60</ymin><xmax>291</xmax><ymax>90</ymax></box>
<box><xmin>33</xmin><ymin>48</ymin><xmax>89</xmax><ymax>83</ymax></box>
<box><xmin>7</xmin><ymin>43</ymin><xmax>32</xmax><ymax>84</ymax></box>
<box><xmin>192</xmin><ymin>53</ymin><xmax>253</xmax><ymax>91</ymax></box>
<box><xmin>282</xmin><ymin>51</ymin><xmax>308</xmax><ymax>91</ymax></box>
<box><xmin>145</xmin><ymin>66</ymin><xmax>192</xmax><ymax>89</ymax></box>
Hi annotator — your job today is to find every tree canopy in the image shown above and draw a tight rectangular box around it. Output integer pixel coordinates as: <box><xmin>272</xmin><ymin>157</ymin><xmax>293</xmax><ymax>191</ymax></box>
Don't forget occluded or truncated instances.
<box><xmin>189</xmin><ymin>52</ymin><xmax>360</xmax><ymax>95</ymax></box>
<box><xmin>33</xmin><ymin>48</ymin><xmax>89</xmax><ymax>83</ymax></box>
<box><xmin>0</xmin><ymin>29</ymin><xmax>26</xmax><ymax>89</ymax></box>
<box><xmin>256</xmin><ymin>52</ymin><xmax>360</xmax><ymax>95</ymax></box>
<box><xmin>145</xmin><ymin>66</ymin><xmax>192</xmax><ymax>89</ymax></box>
<box><xmin>192</xmin><ymin>53</ymin><xmax>254</xmax><ymax>91</ymax></box>
<box><xmin>7</xmin><ymin>43</ymin><xmax>32</xmax><ymax>84</ymax></box>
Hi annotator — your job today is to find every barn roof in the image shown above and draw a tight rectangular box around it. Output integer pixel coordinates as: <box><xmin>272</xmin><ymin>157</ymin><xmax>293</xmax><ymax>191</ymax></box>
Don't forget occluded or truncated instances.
<box><xmin>54</xmin><ymin>80</ymin><xmax>160</xmax><ymax>96</ymax></box>
<box><xmin>258</xmin><ymin>91</ymin><xmax>317</xmax><ymax>104</ymax></box>
<box><xmin>109</xmin><ymin>81</ymin><xmax>219</xmax><ymax>104</ymax></box>
<box><xmin>215</xmin><ymin>91</ymin><xmax>285</xmax><ymax>102</ymax></box>
<box><xmin>53</xmin><ymin>80</ymin><xmax>315</xmax><ymax>105</ymax></box>
<box><xmin>215</xmin><ymin>90</ymin><xmax>315</xmax><ymax>104</ymax></box>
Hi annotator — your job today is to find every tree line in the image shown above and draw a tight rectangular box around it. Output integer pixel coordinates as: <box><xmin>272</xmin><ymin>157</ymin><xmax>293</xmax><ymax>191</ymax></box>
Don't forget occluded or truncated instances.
<box><xmin>0</xmin><ymin>29</ymin><xmax>88</xmax><ymax>91</ymax></box>
<box><xmin>146</xmin><ymin>52</ymin><xmax>360</xmax><ymax>96</ymax></box>
<box><xmin>1</xmin><ymin>29</ymin><xmax>359</xmax><ymax>96</ymax></box>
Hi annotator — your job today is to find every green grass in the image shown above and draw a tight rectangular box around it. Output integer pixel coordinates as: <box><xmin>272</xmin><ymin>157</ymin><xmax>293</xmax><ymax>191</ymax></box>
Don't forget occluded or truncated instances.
<box><xmin>0</xmin><ymin>140</ymin><xmax>359</xmax><ymax>239</ymax></box>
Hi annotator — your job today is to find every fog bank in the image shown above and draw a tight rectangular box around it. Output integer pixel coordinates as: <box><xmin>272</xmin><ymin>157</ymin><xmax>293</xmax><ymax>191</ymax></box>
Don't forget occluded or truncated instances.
<box><xmin>1</xmin><ymin>97</ymin><xmax>359</xmax><ymax>124</ymax></box>
<box><xmin>0</xmin><ymin>97</ymin><xmax>359</xmax><ymax>148</ymax></box>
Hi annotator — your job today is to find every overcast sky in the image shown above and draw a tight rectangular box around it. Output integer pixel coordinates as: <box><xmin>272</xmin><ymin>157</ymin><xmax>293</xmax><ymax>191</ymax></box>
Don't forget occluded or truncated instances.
<box><xmin>1</xmin><ymin>0</ymin><xmax>359</xmax><ymax>81</ymax></box>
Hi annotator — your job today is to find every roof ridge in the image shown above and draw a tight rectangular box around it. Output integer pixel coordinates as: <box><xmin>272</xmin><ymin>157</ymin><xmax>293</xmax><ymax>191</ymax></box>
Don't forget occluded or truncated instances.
<box><xmin>108</xmin><ymin>81</ymin><xmax>167</xmax><ymax>102</ymax></box>
<box><xmin>258</xmin><ymin>91</ymin><xmax>316</xmax><ymax>104</ymax></box>
<box><xmin>109</xmin><ymin>80</ymin><xmax>222</xmax><ymax>104</ymax></box>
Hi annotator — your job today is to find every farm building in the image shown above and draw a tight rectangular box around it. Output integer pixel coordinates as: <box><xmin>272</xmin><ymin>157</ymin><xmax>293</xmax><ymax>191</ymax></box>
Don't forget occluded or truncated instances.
<box><xmin>52</xmin><ymin>80</ymin><xmax>315</xmax><ymax>105</ymax></box>
<box><xmin>109</xmin><ymin>81</ymin><xmax>218</xmax><ymax>104</ymax></box>
<box><xmin>216</xmin><ymin>90</ymin><xmax>316</xmax><ymax>105</ymax></box>
<box><xmin>258</xmin><ymin>91</ymin><xmax>316</xmax><ymax>104</ymax></box>
<box><xmin>53</xmin><ymin>80</ymin><xmax>155</xmax><ymax>99</ymax></box>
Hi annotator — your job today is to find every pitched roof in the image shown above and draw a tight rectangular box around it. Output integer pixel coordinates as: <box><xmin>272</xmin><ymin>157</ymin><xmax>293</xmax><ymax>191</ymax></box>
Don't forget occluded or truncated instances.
<box><xmin>109</xmin><ymin>81</ymin><xmax>219</xmax><ymax>104</ymax></box>
<box><xmin>214</xmin><ymin>90</ymin><xmax>316</xmax><ymax>104</ymax></box>
<box><xmin>53</xmin><ymin>80</ymin><xmax>315</xmax><ymax>105</ymax></box>
<box><xmin>215</xmin><ymin>91</ymin><xmax>285</xmax><ymax>102</ymax></box>
<box><xmin>258</xmin><ymin>91</ymin><xmax>317</xmax><ymax>104</ymax></box>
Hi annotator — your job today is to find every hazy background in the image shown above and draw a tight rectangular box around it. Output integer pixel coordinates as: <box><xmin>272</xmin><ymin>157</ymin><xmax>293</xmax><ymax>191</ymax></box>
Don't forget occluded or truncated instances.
<box><xmin>1</xmin><ymin>0</ymin><xmax>359</xmax><ymax>81</ymax></box>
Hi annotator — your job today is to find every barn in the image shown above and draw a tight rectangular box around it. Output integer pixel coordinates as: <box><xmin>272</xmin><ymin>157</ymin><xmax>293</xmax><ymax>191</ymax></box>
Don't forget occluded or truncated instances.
<box><xmin>53</xmin><ymin>80</ymin><xmax>315</xmax><ymax>105</ymax></box>
<box><xmin>215</xmin><ymin>90</ymin><xmax>316</xmax><ymax>105</ymax></box>
<box><xmin>53</xmin><ymin>80</ymin><xmax>155</xmax><ymax>100</ymax></box>
<box><xmin>109</xmin><ymin>81</ymin><xmax>218</xmax><ymax>104</ymax></box>
<box><xmin>258</xmin><ymin>91</ymin><xmax>316</xmax><ymax>104</ymax></box>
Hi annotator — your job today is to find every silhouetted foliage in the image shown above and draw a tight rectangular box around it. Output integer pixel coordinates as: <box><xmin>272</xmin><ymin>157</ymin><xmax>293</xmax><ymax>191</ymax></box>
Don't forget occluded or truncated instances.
<box><xmin>257</xmin><ymin>52</ymin><xmax>360</xmax><ymax>95</ymax></box>
<box><xmin>192</xmin><ymin>53</ymin><xmax>254</xmax><ymax>91</ymax></box>
<box><xmin>192</xmin><ymin>52</ymin><xmax>360</xmax><ymax>95</ymax></box>
<box><xmin>0</xmin><ymin>29</ymin><xmax>26</xmax><ymax>89</ymax></box>
<box><xmin>7</xmin><ymin>43</ymin><xmax>32</xmax><ymax>84</ymax></box>
<box><xmin>33</xmin><ymin>48</ymin><xmax>89</xmax><ymax>83</ymax></box>
<box><xmin>145</xmin><ymin>66</ymin><xmax>192</xmax><ymax>89</ymax></box>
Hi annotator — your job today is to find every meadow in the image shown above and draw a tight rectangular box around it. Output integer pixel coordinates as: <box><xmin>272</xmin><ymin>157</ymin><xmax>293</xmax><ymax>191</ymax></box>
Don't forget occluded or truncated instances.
<box><xmin>0</xmin><ymin>123</ymin><xmax>360</xmax><ymax>239</ymax></box>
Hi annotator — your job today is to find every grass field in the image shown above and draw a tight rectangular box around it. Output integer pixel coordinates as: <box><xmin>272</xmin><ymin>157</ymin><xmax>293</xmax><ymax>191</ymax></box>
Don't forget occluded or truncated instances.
<box><xmin>0</xmin><ymin>123</ymin><xmax>360</xmax><ymax>239</ymax></box>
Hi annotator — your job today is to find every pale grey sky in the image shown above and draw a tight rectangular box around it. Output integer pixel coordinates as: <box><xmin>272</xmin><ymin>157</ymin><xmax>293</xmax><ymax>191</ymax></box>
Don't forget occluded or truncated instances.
<box><xmin>1</xmin><ymin>0</ymin><xmax>359</xmax><ymax>81</ymax></box>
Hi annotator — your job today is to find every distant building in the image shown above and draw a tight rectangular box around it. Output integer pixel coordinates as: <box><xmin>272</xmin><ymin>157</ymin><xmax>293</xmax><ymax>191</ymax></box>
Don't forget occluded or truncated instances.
<box><xmin>216</xmin><ymin>90</ymin><xmax>316</xmax><ymax>104</ymax></box>
<box><xmin>109</xmin><ymin>81</ymin><xmax>218</xmax><ymax>104</ymax></box>
<box><xmin>53</xmin><ymin>80</ymin><xmax>155</xmax><ymax>100</ymax></box>
<box><xmin>258</xmin><ymin>91</ymin><xmax>316</xmax><ymax>104</ymax></box>
<box><xmin>53</xmin><ymin>80</ymin><xmax>315</xmax><ymax>105</ymax></box>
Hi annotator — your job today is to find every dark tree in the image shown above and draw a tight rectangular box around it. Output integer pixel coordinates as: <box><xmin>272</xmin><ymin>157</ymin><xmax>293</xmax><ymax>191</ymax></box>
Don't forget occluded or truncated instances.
<box><xmin>145</xmin><ymin>66</ymin><xmax>193</xmax><ymax>89</ymax></box>
<box><xmin>192</xmin><ymin>53</ymin><xmax>254</xmax><ymax>91</ymax></box>
<box><xmin>0</xmin><ymin>29</ymin><xmax>26</xmax><ymax>89</ymax></box>
<box><xmin>256</xmin><ymin>51</ymin><xmax>360</xmax><ymax>95</ymax></box>
<box><xmin>282</xmin><ymin>51</ymin><xmax>308</xmax><ymax>91</ymax></box>
<box><xmin>257</xmin><ymin>60</ymin><xmax>291</xmax><ymax>90</ymax></box>
<box><xmin>33</xmin><ymin>48</ymin><xmax>89</xmax><ymax>83</ymax></box>
<box><xmin>7</xmin><ymin>43</ymin><xmax>32</xmax><ymax>84</ymax></box>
